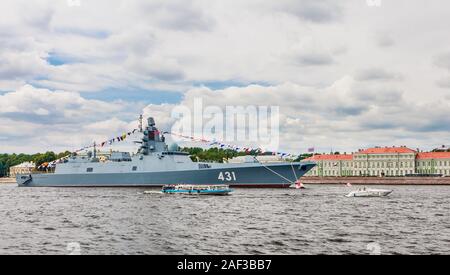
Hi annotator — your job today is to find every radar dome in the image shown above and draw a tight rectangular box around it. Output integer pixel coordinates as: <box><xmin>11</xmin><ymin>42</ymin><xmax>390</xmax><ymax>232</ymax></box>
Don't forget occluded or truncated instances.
<box><xmin>168</xmin><ymin>143</ymin><xmax>180</xmax><ymax>151</ymax></box>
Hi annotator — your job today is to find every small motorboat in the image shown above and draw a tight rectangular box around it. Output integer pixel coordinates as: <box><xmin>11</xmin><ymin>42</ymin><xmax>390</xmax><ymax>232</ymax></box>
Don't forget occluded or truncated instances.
<box><xmin>346</xmin><ymin>187</ymin><xmax>393</xmax><ymax>198</ymax></box>
<box><xmin>161</xmin><ymin>184</ymin><xmax>233</xmax><ymax>195</ymax></box>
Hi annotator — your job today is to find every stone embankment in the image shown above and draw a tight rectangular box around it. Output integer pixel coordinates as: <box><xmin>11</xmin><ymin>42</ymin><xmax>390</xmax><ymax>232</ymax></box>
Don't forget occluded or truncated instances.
<box><xmin>0</xmin><ymin>178</ymin><xmax>16</xmax><ymax>184</ymax></box>
<box><xmin>301</xmin><ymin>176</ymin><xmax>450</xmax><ymax>185</ymax></box>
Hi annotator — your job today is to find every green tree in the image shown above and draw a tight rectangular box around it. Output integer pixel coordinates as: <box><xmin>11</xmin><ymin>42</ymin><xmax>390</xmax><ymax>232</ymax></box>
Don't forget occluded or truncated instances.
<box><xmin>0</xmin><ymin>151</ymin><xmax>70</xmax><ymax>177</ymax></box>
<box><xmin>32</xmin><ymin>151</ymin><xmax>57</xmax><ymax>166</ymax></box>
<box><xmin>181</xmin><ymin>147</ymin><xmax>248</xmax><ymax>163</ymax></box>
<box><xmin>0</xmin><ymin>162</ymin><xmax>6</xmax><ymax>177</ymax></box>
<box><xmin>294</xmin><ymin>153</ymin><xmax>314</xmax><ymax>162</ymax></box>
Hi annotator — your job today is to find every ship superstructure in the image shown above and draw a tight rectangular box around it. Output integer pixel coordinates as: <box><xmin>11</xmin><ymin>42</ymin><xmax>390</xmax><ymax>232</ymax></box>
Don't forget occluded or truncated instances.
<box><xmin>17</xmin><ymin>117</ymin><xmax>315</xmax><ymax>187</ymax></box>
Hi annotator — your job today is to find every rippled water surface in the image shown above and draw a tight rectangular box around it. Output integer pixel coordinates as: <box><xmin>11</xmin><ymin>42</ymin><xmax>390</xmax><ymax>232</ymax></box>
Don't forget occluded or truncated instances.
<box><xmin>0</xmin><ymin>183</ymin><xmax>449</xmax><ymax>254</ymax></box>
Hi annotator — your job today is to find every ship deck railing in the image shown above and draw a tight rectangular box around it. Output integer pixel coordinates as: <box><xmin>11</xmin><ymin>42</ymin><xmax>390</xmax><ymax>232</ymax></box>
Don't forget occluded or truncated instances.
<box><xmin>30</xmin><ymin>169</ymin><xmax>56</xmax><ymax>174</ymax></box>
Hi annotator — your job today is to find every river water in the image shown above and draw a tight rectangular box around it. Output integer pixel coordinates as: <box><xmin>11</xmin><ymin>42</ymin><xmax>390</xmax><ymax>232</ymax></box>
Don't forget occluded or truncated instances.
<box><xmin>0</xmin><ymin>183</ymin><xmax>449</xmax><ymax>255</ymax></box>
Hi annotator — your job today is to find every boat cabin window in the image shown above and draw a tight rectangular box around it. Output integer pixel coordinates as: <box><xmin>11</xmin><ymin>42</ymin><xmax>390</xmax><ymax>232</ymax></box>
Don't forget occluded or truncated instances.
<box><xmin>132</xmin><ymin>166</ymin><xmax>137</xmax><ymax>171</ymax></box>
<box><xmin>198</xmin><ymin>163</ymin><xmax>211</xmax><ymax>169</ymax></box>
<box><xmin>86</xmin><ymin>168</ymin><xmax>93</xmax><ymax>173</ymax></box>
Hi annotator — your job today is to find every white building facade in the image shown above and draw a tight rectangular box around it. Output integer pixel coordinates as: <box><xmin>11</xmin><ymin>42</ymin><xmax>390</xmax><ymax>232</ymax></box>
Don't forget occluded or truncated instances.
<box><xmin>305</xmin><ymin>147</ymin><xmax>450</xmax><ymax>177</ymax></box>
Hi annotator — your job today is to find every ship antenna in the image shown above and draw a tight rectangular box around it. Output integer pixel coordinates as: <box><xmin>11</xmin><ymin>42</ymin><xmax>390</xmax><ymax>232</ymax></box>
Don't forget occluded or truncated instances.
<box><xmin>139</xmin><ymin>114</ymin><xmax>143</xmax><ymax>133</ymax></box>
<box><xmin>93</xmin><ymin>141</ymin><xmax>97</xmax><ymax>159</ymax></box>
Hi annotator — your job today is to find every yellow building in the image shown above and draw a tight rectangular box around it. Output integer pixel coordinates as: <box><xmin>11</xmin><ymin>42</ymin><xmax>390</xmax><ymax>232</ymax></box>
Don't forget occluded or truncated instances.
<box><xmin>304</xmin><ymin>154</ymin><xmax>353</xmax><ymax>177</ymax></box>
<box><xmin>9</xmin><ymin>162</ymin><xmax>35</xmax><ymax>177</ymax></box>
<box><xmin>353</xmin><ymin>146</ymin><xmax>416</xmax><ymax>176</ymax></box>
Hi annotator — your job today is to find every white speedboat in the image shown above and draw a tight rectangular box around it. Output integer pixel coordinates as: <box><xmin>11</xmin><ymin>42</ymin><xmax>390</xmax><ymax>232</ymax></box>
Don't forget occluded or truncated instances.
<box><xmin>346</xmin><ymin>188</ymin><xmax>393</xmax><ymax>198</ymax></box>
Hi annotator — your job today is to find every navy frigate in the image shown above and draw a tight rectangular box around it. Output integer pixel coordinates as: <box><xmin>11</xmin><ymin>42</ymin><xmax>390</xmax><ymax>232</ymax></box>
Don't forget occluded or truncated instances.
<box><xmin>16</xmin><ymin>117</ymin><xmax>315</xmax><ymax>188</ymax></box>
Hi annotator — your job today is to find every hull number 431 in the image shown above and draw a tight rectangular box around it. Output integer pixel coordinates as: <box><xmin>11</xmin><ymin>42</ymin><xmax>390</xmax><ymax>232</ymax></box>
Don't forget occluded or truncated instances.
<box><xmin>218</xmin><ymin>171</ymin><xmax>236</xmax><ymax>181</ymax></box>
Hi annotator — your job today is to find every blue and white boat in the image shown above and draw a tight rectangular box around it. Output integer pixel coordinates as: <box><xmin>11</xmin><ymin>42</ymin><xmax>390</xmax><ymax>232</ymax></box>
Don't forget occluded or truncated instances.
<box><xmin>162</xmin><ymin>184</ymin><xmax>233</xmax><ymax>195</ymax></box>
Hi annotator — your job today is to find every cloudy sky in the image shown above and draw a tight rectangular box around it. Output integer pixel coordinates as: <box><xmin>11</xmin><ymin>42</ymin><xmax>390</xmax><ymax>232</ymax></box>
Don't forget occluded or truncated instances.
<box><xmin>1</xmin><ymin>0</ymin><xmax>450</xmax><ymax>154</ymax></box>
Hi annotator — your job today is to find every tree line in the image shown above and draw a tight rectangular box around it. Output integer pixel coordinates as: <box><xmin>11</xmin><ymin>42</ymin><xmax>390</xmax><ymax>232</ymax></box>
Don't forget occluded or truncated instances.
<box><xmin>181</xmin><ymin>147</ymin><xmax>313</xmax><ymax>163</ymax></box>
<box><xmin>0</xmin><ymin>151</ymin><xmax>71</xmax><ymax>177</ymax></box>
<box><xmin>181</xmin><ymin>147</ymin><xmax>248</xmax><ymax>162</ymax></box>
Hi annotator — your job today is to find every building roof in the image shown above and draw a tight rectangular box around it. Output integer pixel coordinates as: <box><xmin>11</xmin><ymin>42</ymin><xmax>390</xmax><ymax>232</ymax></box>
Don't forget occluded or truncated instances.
<box><xmin>302</xmin><ymin>148</ymin><xmax>450</xmax><ymax>161</ymax></box>
<box><xmin>12</xmin><ymin>161</ymin><xmax>35</xmax><ymax>168</ymax></box>
<box><xmin>417</xmin><ymin>152</ymin><xmax>450</xmax><ymax>160</ymax></box>
<box><xmin>304</xmin><ymin>154</ymin><xmax>353</xmax><ymax>161</ymax></box>
<box><xmin>356</xmin><ymin>146</ymin><xmax>416</xmax><ymax>154</ymax></box>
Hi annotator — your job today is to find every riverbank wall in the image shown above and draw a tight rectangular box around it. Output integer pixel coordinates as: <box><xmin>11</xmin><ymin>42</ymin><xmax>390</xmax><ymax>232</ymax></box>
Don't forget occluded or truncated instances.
<box><xmin>2</xmin><ymin>176</ymin><xmax>450</xmax><ymax>186</ymax></box>
<box><xmin>301</xmin><ymin>176</ymin><xmax>450</xmax><ymax>185</ymax></box>
<box><xmin>0</xmin><ymin>178</ymin><xmax>16</xmax><ymax>184</ymax></box>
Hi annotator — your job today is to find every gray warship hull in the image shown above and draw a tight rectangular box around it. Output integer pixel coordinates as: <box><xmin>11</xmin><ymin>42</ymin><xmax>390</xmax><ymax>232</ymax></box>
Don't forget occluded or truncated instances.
<box><xmin>16</xmin><ymin>116</ymin><xmax>316</xmax><ymax>188</ymax></box>
<box><xmin>17</xmin><ymin>162</ymin><xmax>315</xmax><ymax>188</ymax></box>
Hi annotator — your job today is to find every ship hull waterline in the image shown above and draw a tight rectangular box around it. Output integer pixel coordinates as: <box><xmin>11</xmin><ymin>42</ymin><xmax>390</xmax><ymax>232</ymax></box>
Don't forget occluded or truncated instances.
<box><xmin>17</xmin><ymin>163</ymin><xmax>315</xmax><ymax>188</ymax></box>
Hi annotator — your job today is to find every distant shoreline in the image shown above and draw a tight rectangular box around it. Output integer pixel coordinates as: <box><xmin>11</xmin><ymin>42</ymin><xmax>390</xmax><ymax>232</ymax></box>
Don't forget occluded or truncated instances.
<box><xmin>0</xmin><ymin>178</ymin><xmax>16</xmax><ymax>184</ymax></box>
<box><xmin>3</xmin><ymin>176</ymin><xmax>450</xmax><ymax>186</ymax></box>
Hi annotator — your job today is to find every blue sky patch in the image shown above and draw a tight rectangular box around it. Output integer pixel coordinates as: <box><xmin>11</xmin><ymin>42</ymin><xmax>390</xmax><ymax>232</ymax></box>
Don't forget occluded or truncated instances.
<box><xmin>194</xmin><ymin>80</ymin><xmax>273</xmax><ymax>90</ymax></box>
<box><xmin>55</xmin><ymin>28</ymin><xmax>110</xmax><ymax>39</ymax></box>
<box><xmin>46</xmin><ymin>52</ymin><xmax>76</xmax><ymax>66</ymax></box>
<box><xmin>82</xmin><ymin>87</ymin><xmax>183</xmax><ymax>104</ymax></box>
